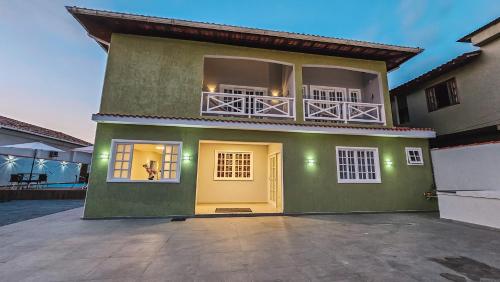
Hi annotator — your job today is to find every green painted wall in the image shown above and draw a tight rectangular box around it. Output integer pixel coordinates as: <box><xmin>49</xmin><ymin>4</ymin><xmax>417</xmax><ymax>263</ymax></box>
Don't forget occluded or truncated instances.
<box><xmin>84</xmin><ymin>123</ymin><xmax>436</xmax><ymax>218</ymax></box>
<box><xmin>101</xmin><ymin>34</ymin><xmax>394</xmax><ymax>126</ymax></box>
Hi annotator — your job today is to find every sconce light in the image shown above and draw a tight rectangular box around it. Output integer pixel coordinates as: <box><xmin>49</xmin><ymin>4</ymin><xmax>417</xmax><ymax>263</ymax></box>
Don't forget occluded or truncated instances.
<box><xmin>384</xmin><ymin>159</ymin><xmax>393</xmax><ymax>167</ymax></box>
<box><xmin>305</xmin><ymin>158</ymin><xmax>316</xmax><ymax>166</ymax></box>
<box><xmin>6</xmin><ymin>155</ymin><xmax>16</xmax><ymax>165</ymax></box>
<box><xmin>37</xmin><ymin>159</ymin><xmax>46</xmax><ymax>167</ymax></box>
<box><xmin>208</xmin><ymin>85</ymin><xmax>216</xmax><ymax>93</ymax></box>
<box><xmin>99</xmin><ymin>152</ymin><xmax>110</xmax><ymax>160</ymax></box>
<box><xmin>271</xmin><ymin>90</ymin><xmax>280</xmax><ymax>97</ymax></box>
<box><xmin>182</xmin><ymin>154</ymin><xmax>192</xmax><ymax>161</ymax></box>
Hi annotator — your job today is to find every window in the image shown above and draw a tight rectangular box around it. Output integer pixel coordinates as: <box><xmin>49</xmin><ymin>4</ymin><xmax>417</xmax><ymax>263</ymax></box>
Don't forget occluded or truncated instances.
<box><xmin>405</xmin><ymin>147</ymin><xmax>423</xmax><ymax>165</ymax></box>
<box><xmin>336</xmin><ymin>147</ymin><xmax>381</xmax><ymax>183</ymax></box>
<box><xmin>397</xmin><ymin>95</ymin><xmax>410</xmax><ymax>124</ymax></box>
<box><xmin>425</xmin><ymin>78</ymin><xmax>459</xmax><ymax>112</ymax></box>
<box><xmin>214</xmin><ymin>151</ymin><xmax>253</xmax><ymax>180</ymax></box>
<box><xmin>107</xmin><ymin>140</ymin><xmax>182</xmax><ymax>183</ymax></box>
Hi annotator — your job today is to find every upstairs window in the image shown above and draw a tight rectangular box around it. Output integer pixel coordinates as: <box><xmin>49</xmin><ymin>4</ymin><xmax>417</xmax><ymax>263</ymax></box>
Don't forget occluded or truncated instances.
<box><xmin>405</xmin><ymin>147</ymin><xmax>424</xmax><ymax>165</ymax></box>
<box><xmin>214</xmin><ymin>151</ymin><xmax>253</xmax><ymax>180</ymax></box>
<box><xmin>425</xmin><ymin>78</ymin><xmax>459</xmax><ymax>112</ymax></box>
<box><xmin>336</xmin><ymin>147</ymin><xmax>381</xmax><ymax>183</ymax></box>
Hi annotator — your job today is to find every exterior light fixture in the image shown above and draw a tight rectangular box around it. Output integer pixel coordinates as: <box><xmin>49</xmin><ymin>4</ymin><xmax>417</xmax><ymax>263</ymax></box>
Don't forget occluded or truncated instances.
<box><xmin>99</xmin><ymin>152</ymin><xmax>110</xmax><ymax>160</ymax></box>
<box><xmin>271</xmin><ymin>90</ymin><xmax>280</xmax><ymax>97</ymax></box>
<box><xmin>182</xmin><ymin>154</ymin><xmax>192</xmax><ymax>161</ymax></box>
<box><xmin>61</xmin><ymin>161</ymin><xmax>68</xmax><ymax>167</ymax></box>
<box><xmin>6</xmin><ymin>155</ymin><xmax>16</xmax><ymax>165</ymax></box>
<box><xmin>384</xmin><ymin>160</ymin><xmax>393</xmax><ymax>166</ymax></box>
<box><xmin>208</xmin><ymin>85</ymin><xmax>216</xmax><ymax>93</ymax></box>
<box><xmin>305</xmin><ymin>158</ymin><xmax>316</xmax><ymax>166</ymax></box>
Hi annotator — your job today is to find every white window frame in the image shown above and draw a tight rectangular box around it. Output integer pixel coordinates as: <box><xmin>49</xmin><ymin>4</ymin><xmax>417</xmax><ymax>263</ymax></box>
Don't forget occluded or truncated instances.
<box><xmin>107</xmin><ymin>139</ymin><xmax>183</xmax><ymax>183</ymax></box>
<box><xmin>213</xmin><ymin>150</ymin><xmax>253</xmax><ymax>181</ymax></box>
<box><xmin>336</xmin><ymin>146</ymin><xmax>381</xmax><ymax>184</ymax></box>
<box><xmin>405</xmin><ymin>147</ymin><xmax>424</xmax><ymax>166</ymax></box>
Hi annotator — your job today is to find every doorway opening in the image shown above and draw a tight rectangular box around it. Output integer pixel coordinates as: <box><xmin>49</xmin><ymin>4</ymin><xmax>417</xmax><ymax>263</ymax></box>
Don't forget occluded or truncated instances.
<box><xmin>195</xmin><ymin>140</ymin><xmax>283</xmax><ymax>215</ymax></box>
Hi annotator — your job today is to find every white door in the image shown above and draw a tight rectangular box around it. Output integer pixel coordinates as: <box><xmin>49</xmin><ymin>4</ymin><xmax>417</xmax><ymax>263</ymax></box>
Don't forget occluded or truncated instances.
<box><xmin>348</xmin><ymin>89</ymin><xmax>361</xmax><ymax>102</ymax></box>
<box><xmin>268</xmin><ymin>153</ymin><xmax>278</xmax><ymax>207</ymax></box>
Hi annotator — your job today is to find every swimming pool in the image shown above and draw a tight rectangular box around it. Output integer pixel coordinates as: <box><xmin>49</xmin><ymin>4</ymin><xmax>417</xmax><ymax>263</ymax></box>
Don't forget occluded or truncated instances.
<box><xmin>44</xmin><ymin>183</ymin><xmax>87</xmax><ymax>189</ymax></box>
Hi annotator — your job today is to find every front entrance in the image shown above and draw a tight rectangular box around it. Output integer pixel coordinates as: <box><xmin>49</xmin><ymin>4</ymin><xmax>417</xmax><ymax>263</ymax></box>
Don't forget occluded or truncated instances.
<box><xmin>195</xmin><ymin>141</ymin><xmax>283</xmax><ymax>215</ymax></box>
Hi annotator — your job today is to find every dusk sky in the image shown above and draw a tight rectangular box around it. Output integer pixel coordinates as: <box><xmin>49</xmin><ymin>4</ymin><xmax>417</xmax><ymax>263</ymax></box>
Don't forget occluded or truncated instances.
<box><xmin>1</xmin><ymin>0</ymin><xmax>499</xmax><ymax>143</ymax></box>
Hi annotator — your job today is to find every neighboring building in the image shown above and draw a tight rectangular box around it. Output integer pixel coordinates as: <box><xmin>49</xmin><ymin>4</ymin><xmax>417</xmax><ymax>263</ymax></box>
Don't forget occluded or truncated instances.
<box><xmin>68</xmin><ymin>7</ymin><xmax>436</xmax><ymax>218</ymax></box>
<box><xmin>0</xmin><ymin>115</ymin><xmax>92</xmax><ymax>186</ymax></box>
<box><xmin>391</xmin><ymin>17</ymin><xmax>500</xmax><ymax>148</ymax></box>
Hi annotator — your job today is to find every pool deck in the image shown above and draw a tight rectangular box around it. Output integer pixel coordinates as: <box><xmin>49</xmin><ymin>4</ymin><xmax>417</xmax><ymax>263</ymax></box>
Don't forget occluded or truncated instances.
<box><xmin>0</xmin><ymin>200</ymin><xmax>84</xmax><ymax>226</ymax></box>
<box><xmin>1</xmin><ymin>208</ymin><xmax>500</xmax><ymax>281</ymax></box>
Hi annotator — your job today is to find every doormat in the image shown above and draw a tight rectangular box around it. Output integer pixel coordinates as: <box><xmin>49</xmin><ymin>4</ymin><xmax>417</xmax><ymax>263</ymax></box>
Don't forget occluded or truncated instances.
<box><xmin>215</xmin><ymin>208</ymin><xmax>252</xmax><ymax>213</ymax></box>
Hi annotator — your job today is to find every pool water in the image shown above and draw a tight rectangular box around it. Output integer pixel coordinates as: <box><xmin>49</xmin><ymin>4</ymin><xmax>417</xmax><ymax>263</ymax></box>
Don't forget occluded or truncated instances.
<box><xmin>45</xmin><ymin>183</ymin><xmax>87</xmax><ymax>189</ymax></box>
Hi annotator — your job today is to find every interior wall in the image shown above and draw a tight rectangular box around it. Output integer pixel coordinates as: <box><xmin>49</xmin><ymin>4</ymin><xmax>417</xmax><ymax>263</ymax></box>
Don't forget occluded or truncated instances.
<box><xmin>203</xmin><ymin>58</ymin><xmax>289</xmax><ymax>95</ymax></box>
<box><xmin>196</xmin><ymin>142</ymin><xmax>269</xmax><ymax>203</ymax></box>
<box><xmin>130</xmin><ymin>149</ymin><xmax>163</xmax><ymax>180</ymax></box>
<box><xmin>302</xmin><ymin>67</ymin><xmax>380</xmax><ymax>102</ymax></box>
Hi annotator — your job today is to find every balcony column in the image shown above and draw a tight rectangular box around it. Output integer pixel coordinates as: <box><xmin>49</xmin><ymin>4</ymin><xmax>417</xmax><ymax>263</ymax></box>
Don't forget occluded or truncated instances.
<box><xmin>295</xmin><ymin>65</ymin><xmax>304</xmax><ymax>122</ymax></box>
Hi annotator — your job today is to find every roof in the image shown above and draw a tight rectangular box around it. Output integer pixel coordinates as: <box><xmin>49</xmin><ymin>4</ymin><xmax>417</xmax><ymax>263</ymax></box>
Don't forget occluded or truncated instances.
<box><xmin>458</xmin><ymin>17</ymin><xmax>500</xmax><ymax>43</ymax></box>
<box><xmin>0</xmin><ymin>115</ymin><xmax>92</xmax><ymax>147</ymax></box>
<box><xmin>92</xmin><ymin>113</ymin><xmax>435</xmax><ymax>139</ymax></box>
<box><xmin>390</xmin><ymin>50</ymin><xmax>482</xmax><ymax>96</ymax></box>
<box><xmin>66</xmin><ymin>6</ymin><xmax>422</xmax><ymax>71</ymax></box>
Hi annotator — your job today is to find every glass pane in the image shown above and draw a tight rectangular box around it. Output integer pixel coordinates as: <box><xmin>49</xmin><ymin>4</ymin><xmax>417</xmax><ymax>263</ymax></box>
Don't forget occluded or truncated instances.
<box><xmin>123</xmin><ymin>153</ymin><xmax>130</xmax><ymax>161</ymax></box>
<box><xmin>116</xmin><ymin>153</ymin><xmax>123</xmax><ymax>161</ymax></box>
<box><xmin>124</xmin><ymin>145</ymin><xmax>131</xmax><ymax>153</ymax></box>
<box><xmin>165</xmin><ymin>145</ymin><xmax>172</xmax><ymax>154</ymax></box>
<box><xmin>164</xmin><ymin>154</ymin><xmax>171</xmax><ymax>162</ymax></box>
<box><xmin>117</xmin><ymin>144</ymin><xmax>124</xmax><ymax>152</ymax></box>
<box><xmin>114</xmin><ymin>162</ymin><xmax>122</xmax><ymax>170</ymax></box>
<box><xmin>113</xmin><ymin>170</ymin><xmax>121</xmax><ymax>178</ymax></box>
<box><xmin>122</xmin><ymin>162</ymin><xmax>129</xmax><ymax>169</ymax></box>
<box><xmin>163</xmin><ymin>171</ymin><xmax>170</xmax><ymax>179</ymax></box>
<box><xmin>171</xmin><ymin>171</ymin><xmax>176</xmax><ymax>179</ymax></box>
<box><xmin>172</xmin><ymin>146</ymin><xmax>179</xmax><ymax>154</ymax></box>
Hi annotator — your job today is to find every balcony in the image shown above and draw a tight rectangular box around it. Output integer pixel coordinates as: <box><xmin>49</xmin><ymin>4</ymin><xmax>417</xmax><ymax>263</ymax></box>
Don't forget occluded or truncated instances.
<box><xmin>201</xmin><ymin>91</ymin><xmax>294</xmax><ymax>119</ymax></box>
<box><xmin>303</xmin><ymin>100</ymin><xmax>384</xmax><ymax>123</ymax></box>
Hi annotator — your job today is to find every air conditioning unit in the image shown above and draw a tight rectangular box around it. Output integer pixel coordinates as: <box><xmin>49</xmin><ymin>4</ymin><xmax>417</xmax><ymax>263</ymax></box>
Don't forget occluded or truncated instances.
<box><xmin>49</xmin><ymin>151</ymin><xmax>59</xmax><ymax>158</ymax></box>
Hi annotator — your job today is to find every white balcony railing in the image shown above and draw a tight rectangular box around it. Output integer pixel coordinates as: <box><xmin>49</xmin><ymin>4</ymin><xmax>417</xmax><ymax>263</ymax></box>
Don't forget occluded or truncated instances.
<box><xmin>303</xmin><ymin>99</ymin><xmax>384</xmax><ymax>123</ymax></box>
<box><xmin>201</xmin><ymin>92</ymin><xmax>294</xmax><ymax>119</ymax></box>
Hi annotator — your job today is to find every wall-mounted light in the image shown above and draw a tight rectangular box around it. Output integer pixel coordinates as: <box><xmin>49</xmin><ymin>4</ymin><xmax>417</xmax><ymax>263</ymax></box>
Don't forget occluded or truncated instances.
<box><xmin>37</xmin><ymin>159</ymin><xmax>46</xmax><ymax>167</ymax></box>
<box><xmin>305</xmin><ymin>158</ymin><xmax>316</xmax><ymax>166</ymax></box>
<box><xmin>384</xmin><ymin>159</ymin><xmax>393</xmax><ymax>167</ymax></box>
<box><xmin>208</xmin><ymin>85</ymin><xmax>216</xmax><ymax>93</ymax></box>
<box><xmin>6</xmin><ymin>155</ymin><xmax>16</xmax><ymax>165</ymax></box>
<box><xmin>99</xmin><ymin>152</ymin><xmax>110</xmax><ymax>160</ymax></box>
<box><xmin>182</xmin><ymin>154</ymin><xmax>192</xmax><ymax>161</ymax></box>
<box><xmin>271</xmin><ymin>90</ymin><xmax>280</xmax><ymax>97</ymax></box>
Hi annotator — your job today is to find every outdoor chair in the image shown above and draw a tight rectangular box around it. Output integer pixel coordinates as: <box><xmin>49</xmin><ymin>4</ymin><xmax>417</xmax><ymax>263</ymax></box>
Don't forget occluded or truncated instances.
<box><xmin>9</xmin><ymin>174</ymin><xmax>23</xmax><ymax>189</ymax></box>
<box><xmin>36</xmin><ymin>174</ymin><xmax>48</xmax><ymax>189</ymax></box>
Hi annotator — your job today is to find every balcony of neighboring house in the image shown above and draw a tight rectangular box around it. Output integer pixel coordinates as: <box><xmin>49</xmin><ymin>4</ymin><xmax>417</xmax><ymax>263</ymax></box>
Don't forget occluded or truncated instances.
<box><xmin>201</xmin><ymin>56</ymin><xmax>295</xmax><ymax>120</ymax></box>
<box><xmin>302</xmin><ymin>66</ymin><xmax>386</xmax><ymax>124</ymax></box>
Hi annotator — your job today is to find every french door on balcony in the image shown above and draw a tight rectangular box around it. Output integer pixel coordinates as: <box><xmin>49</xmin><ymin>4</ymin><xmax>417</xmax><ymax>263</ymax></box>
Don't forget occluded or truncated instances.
<box><xmin>220</xmin><ymin>84</ymin><xmax>267</xmax><ymax>115</ymax></box>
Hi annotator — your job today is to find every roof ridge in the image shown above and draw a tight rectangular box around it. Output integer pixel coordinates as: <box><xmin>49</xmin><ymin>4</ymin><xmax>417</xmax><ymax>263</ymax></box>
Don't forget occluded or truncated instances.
<box><xmin>0</xmin><ymin>115</ymin><xmax>92</xmax><ymax>146</ymax></box>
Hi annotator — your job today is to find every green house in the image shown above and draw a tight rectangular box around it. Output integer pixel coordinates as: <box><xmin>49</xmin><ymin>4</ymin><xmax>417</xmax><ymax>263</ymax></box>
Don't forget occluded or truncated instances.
<box><xmin>68</xmin><ymin>7</ymin><xmax>437</xmax><ymax>218</ymax></box>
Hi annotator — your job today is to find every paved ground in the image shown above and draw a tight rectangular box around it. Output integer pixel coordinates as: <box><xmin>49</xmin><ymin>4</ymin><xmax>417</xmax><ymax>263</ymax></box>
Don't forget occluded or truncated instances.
<box><xmin>0</xmin><ymin>200</ymin><xmax>84</xmax><ymax>226</ymax></box>
<box><xmin>1</xmin><ymin>209</ymin><xmax>500</xmax><ymax>281</ymax></box>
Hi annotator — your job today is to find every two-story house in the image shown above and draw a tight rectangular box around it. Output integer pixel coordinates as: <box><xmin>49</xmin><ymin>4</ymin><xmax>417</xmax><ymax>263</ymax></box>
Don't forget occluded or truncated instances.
<box><xmin>391</xmin><ymin>17</ymin><xmax>500</xmax><ymax>148</ymax></box>
<box><xmin>69</xmin><ymin>7</ymin><xmax>436</xmax><ymax>218</ymax></box>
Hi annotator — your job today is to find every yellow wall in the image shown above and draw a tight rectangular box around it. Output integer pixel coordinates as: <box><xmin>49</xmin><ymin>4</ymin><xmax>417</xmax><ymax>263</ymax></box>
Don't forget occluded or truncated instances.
<box><xmin>196</xmin><ymin>143</ymin><xmax>270</xmax><ymax>203</ymax></box>
<box><xmin>130</xmin><ymin>149</ymin><xmax>163</xmax><ymax>180</ymax></box>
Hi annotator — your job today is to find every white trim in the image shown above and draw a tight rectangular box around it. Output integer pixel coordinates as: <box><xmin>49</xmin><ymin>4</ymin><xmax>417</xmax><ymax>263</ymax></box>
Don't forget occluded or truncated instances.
<box><xmin>106</xmin><ymin>139</ymin><xmax>183</xmax><ymax>183</ymax></box>
<box><xmin>204</xmin><ymin>55</ymin><xmax>294</xmax><ymax>67</ymax></box>
<box><xmin>213</xmin><ymin>150</ymin><xmax>254</xmax><ymax>181</ymax></box>
<box><xmin>335</xmin><ymin>146</ymin><xmax>381</xmax><ymax>184</ymax></box>
<box><xmin>92</xmin><ymin>115</ymin><xmax>435</xmax><ymax>138</ymax></box>
<box><xmin>405</xmin><ymin>147</ymin><xmax>424</xmax><ymax>166</ymax></box>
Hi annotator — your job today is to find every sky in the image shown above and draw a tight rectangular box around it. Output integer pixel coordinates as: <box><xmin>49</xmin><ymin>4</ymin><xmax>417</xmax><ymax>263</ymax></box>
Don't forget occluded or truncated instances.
<box><xmin>0</xmin><ymin>0</ymin><xmax>499</xmax><ymax>143</ymax></box>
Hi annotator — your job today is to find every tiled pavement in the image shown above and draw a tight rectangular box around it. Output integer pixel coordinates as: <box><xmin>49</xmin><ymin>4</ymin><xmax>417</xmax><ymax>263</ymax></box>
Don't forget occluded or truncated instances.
<box><xmin>0</xmin><ymin>208</ymin><xmax>499</xmax><ymax>281</ymax></box>
<box><xmin>0</xmin><ymin>200</ymin><xmax>84</xmax><ymax>226</ymax></box>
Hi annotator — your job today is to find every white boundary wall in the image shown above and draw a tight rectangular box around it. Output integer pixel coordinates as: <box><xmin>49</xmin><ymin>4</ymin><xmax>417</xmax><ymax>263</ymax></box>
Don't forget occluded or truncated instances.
<box><xmin>431</xmin><ymin>142</ymin><xmax>500</xmax><ymax>191</ymax></box>
<box><xmin>432</xmin><ymin>142</ymin><xmax>500</xmax><ymax>229</ymax></box>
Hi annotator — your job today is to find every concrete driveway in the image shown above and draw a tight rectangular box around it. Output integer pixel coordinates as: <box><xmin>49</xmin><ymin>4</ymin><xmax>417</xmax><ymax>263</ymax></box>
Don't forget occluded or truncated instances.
<box><xmin>1</xmin><ymin>208</ymin><xmax>499</xmax><ymax>281</ymax></box>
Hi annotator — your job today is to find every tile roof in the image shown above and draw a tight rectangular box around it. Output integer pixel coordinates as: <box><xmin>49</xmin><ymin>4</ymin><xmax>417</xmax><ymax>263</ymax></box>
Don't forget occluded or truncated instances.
<box><xmin>66</xmin><ymin>6</ymin><xmax>422</xmax><ymax>71</ymax></box>
<box><xmin>0</xmin><ymin>115</ymin><xmax>92</xmax><ymax>146</ymax></box>
<box><xmin>94</xmin><ymin>113</ymin><xmax>434</xmax><ymax>133</ymax></box>
<box><xmin>390</xmin><ymin>50</ymin><xmax>481</xmax><ymax>96</ymax></box>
